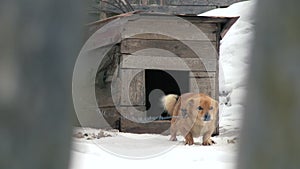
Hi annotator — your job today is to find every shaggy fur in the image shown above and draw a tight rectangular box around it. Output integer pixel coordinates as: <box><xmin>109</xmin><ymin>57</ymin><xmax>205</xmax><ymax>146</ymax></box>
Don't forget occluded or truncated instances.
<box><xmin>161</xmin><ymin>94</ymin><xmax>178</xmax><ymax>115</ymax></box>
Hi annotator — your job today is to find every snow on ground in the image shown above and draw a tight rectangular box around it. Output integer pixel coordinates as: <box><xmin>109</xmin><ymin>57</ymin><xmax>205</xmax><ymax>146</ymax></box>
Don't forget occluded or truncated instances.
<box><xmin>70</xmin><ymin>128</ymin><xmax>238</xmax><ymax>169</ymax></box>
<box><xmin>69</xmin><ymin>1</ymin><xmax>256</xmax><ymax>169</ymax></box>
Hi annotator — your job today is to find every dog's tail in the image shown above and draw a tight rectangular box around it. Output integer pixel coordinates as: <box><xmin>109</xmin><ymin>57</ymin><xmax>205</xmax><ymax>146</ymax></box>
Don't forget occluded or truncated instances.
<box><xmin>161</xmin><ymin>94</ymin><xmax>178</xmax><ymax>115</ymax></box>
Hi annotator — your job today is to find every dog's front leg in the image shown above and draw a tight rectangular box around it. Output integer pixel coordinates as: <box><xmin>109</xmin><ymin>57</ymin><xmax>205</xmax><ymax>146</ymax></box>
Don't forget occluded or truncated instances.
<box><xmin>185</xmin><ymin>132</ymin><xmax>194</xmax><ymax>145</ymax></box>
<box><xmin>202</xmin><ymin>130</ymin><xmax>216</xmax><ymax>146</ymax></box>
<box><xmin>169</xmin><ymin>124</ymin><xmax>177</xmax><ymax>141</ymax></box>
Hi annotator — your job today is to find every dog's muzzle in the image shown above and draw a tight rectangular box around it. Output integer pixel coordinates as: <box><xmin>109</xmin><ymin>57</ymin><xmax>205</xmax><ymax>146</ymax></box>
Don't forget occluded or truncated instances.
<box><xmin>204</xmin><ymin>113</ymin><xmax>211</xmax><ymax>121</ymax></box>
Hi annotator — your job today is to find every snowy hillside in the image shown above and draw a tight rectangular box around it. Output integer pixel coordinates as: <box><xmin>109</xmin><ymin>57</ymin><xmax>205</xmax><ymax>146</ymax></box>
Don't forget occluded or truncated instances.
<box><xmin>69</xmin><ymin>1</ymin><xmax>256</xmax><ymax>169</ymax></box>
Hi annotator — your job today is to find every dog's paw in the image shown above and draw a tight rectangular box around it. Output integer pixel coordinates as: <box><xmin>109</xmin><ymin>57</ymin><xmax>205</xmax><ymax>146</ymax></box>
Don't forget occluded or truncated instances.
<box><xmin>185</xmin><ymin>139</ymin><xmax>194</xmax><ymax>145</ymax></box>
<box><xmin>169</xmin><ymin>136</ymin><xmax>177</xmax><ymax>141</ymax></box>
<box><xmin>202</xmin><ymin>139</ymin><xmax>216</xmax><ymax>146</ymax></box>
<box><xmin>184</xmin><ymin>133</ymin><xmax>194</xmax><ymax>145</ymax></box>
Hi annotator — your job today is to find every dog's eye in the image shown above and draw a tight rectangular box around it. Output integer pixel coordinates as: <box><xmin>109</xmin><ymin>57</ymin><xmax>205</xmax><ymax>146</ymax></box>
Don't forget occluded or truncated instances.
<box><xmin>209</xmin><ymin>106</ymin><xmax>213</xmax><ymax>110</ymax></box>
<box><xmin>197</xmin><ymin>106</ymin><xmax>203</xmax><ymax>111</ymax></box>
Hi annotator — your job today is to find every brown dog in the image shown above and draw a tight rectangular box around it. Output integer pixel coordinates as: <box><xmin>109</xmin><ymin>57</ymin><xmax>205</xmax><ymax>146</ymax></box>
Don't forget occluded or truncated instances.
<box><xmin>162</xmin><ymin>93</ymin><xmax>218</xmax><ymax>145</ymax></box>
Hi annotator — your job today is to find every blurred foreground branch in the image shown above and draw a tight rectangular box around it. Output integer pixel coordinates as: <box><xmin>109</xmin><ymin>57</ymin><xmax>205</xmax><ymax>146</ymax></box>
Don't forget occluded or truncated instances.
<box><xmin>238</xmin><ymin>0</ymin><xmax>300</xmax><ymax>168</ymax></box>
<box><xmin>0</xmin><ymin>0</ymin><xmax>83</xmax><ymax>169</ymax></box>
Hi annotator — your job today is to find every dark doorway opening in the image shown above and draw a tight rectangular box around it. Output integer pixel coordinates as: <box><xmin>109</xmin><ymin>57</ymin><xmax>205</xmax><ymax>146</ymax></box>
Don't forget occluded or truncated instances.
<box><xmin>145</xmin><ymin>69</ymin><xmax>189</xmax><ymax>120</ymax></box>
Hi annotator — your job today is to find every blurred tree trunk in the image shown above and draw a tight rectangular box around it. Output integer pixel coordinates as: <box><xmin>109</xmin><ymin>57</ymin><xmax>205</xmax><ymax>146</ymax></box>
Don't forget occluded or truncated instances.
<box><xmin>0</xmin><ymin>0</ymin><xmax>83</xmax><ymax>169</ymax></box>
<box><xmin>238</xmin><ymin>0</ymin><xmax>300</xmax><ymax>169</ymax></box>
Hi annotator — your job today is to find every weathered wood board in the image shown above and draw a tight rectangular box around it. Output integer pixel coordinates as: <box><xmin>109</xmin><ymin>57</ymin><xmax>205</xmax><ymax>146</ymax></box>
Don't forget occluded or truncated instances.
<box><xmin>164</xmin><ymin>0</ymin><xmax>244</xmax><ymax>6</ymax></box>
<box><xmin>120</xmin><ymin>118</ymin><xmax>170</xmax><ymax>135</ymax></box>
<box><xmin>189</xmin><ymin>71</ymin><xmax>216</xmax><ymax>78</ymax></box>
<box><xmin>127</xmin><ymin>0</ymin><xmax>243</xmax><ymax>6</ymax></box>
<box><xmin>189</xmin><ymin>71</ymin><xmax>217</xmax><ymax>98</ymax></box>
<box><xmin>123</xmin><ymin>18</ymin><xmax>218</xmax><ymax>41</ymax></box>
<box><xmin>120</xmin><ymin>69</ymin><xmax>145</xmax><ymax>106</ymax></box>
<box><xmin>100</xmin><ymin>107</ymin><xmax>121</xmax><ymax>129</ymax></box>
<box><xmin>117</xmin><ymin>106</ymin><xmax>148</xmax><ymax>124</ymax></box>
<box><xmin>100</xmin><ymin>0</ymin><xmax>244</xmax><ymax>15</ymax></box>
<box><xmin>190</xmin><ymin>86</ymin><xmax>216</xmax><ymax>98</ymax></box>
<box><xmin>121</xmin><ymin>55</ymin><xmax>217</xmax><ymax>71</ymax></box>
<box><xmin>96</xmin><ymin>85</ymin><xmax>115</xmax><ymax>108</ymax></box>
<box><xmin>123</xmin><ymin>23</ymin><xmax>218</xmax><ymax>40</ymax></box>
<box><xmin>104</xmin><ymin>5</ymin><xmax>217</xmax><ymax>15</ymax></box>
<box><xmin>121</xmin><ymin>39</ymin><xmax>217</xmax><ymax>59</ymax></box>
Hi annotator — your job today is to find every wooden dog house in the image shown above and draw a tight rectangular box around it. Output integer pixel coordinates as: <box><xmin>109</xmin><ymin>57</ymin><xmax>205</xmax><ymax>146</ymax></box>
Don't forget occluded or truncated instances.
<box><xmin>82</xmin><ymin>12</ymin><xmax>238</xmax><ymax>135</ymax></box>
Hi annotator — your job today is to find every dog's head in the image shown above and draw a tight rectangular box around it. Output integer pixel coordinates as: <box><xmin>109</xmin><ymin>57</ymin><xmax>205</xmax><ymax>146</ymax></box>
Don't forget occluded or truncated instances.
<box><xmin>186</xmin><ymin>95</ymin><xmax>218</xmax><ymax>122</ymax></box>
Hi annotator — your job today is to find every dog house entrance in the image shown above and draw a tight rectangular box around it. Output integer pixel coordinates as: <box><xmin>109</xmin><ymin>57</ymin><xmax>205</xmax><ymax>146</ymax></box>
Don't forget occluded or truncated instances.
<box><xmin>145</xmin><ymin>69</ymin><xmax>189</xmax><ymax>120</ymax></box>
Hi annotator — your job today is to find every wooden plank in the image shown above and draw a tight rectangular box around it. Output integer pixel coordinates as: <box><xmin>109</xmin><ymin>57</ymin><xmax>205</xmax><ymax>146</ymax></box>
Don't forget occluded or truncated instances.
<box><xmin>215</xmin><ymin>58</ymin><xmax>220</xmax><ymax>101</ymax></box>
<box><xmin>193</xmin><ymin>77</ymin><xmax>216</xmax><ymax>88</ymax></box>
<box><xmin>179</xmin><ymin>15</ymin><xmax>231</xmax><ymax>24</ymax></box>
<box><xmin>123</xmin><ymin>19</ymin><xmax>217</xmax><ymax>41</ymax></box>
<box><xmin>189</xmin><ymin>71</ymin><xmax>218</xmax><ymax>99</ymax></box>
<box><xmin>96</xmin><ymin>76</ymin><xmax>122</xmax><ymax>108</ymax></box>
<box><xmin>121</xmin><ymin>39</ymin><xmax>218</xmax><ymax>59</ymax></box>
<box><xmin>95</xmin><ymin>45</ymin><xmax>121</xmax><ymax>107</ymax></box>
<box><xmin>104</xmin><ymin>5</ymin><xmax>216</xmax><ymax>15</ymax></box>
<box><xmin>121</xmin><ymin>55</ymin><xmax>217</xmax><ymax>71</ymax></box>
<box><xmin>165</xmin><ymin>0</ymin><xmax>244</xmax><ymax>6</ymax></box>
<box><xmin>121</xmin><ymin>118</ymin><xmax>170</xmax><ymax>135</ymax></box>
<box><xmin>190</xmin><ymin>87</ymin><xmax>216</xmax><ymax>99</ymax></box>
<box><xmin>123</xmin><ymin>16</ymin><xmax>219</xmax><ymax>39</ymax></box>
<box><xmin>123</xmin><ymin>31</ymin><xmax>216</xmax><ymax>41</ymax></box>
<box><xmin>189</xmin><ymin>71</ymin><xmax>216</xmax><ymax>78</ymax></box>
<box><xmin>190</xmin><ymin>77</ymin><xmax>216</xmax><ymax>98</ymax></box>
<box><xmin>189</xmin><ymin>72</ymin><xmax>217</xmax><ymax>97</ymax></box>
<box><xmin>120</xmin><ymin>69</ymin><xmax>145</xmax><ymax>106</ymax></box>
<box><xmin>100</xmin><ymin>107</ymin><xmax>121</xmax><ymax>129</ymax></box>
<box><xmin>220</xmin><ymin>17</ymin><xmax>239</xmax><ymax>39</ymax></box>
<box><xmin>127</xmin><ymin>0</ymin><xmax>164</xmax><ymax>5</ymax></box>
<box><xmin>96</xmin><ymin>85</ymin><xmax>115</xmax><ymax>108</ymax></box>
<box><xmin>192</xmin><ymin>23</ymin><xmax>218</xmax><ymax>34</ymax></box>
<box><xmin>133</xmin><ymin>13</ymin><xmax>230</xmax><ymax>24</ymax></box>
<box><xmin>117</xmin><ymin>106</ymin><xmax>147</xmax><ymax>117</ymax></box>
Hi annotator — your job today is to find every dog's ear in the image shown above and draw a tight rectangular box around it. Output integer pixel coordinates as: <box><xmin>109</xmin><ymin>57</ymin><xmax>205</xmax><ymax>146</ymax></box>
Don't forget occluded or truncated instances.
<box><xmin>214</xmin><ymin>99</ymin><xmax>219</xmax><ymax>109</ymax></box>
<box><xmin>187</xmin><ymin>98</ymin><xmax>194</xmax><ymax>108</ymax></box>
<box><xmin>210</xmin><ymin>98</ymin><xmax>219</xmax><ymax>111</ymax></box>
<box><xmin>186</xmin><ymin>98</ymin><xmax>195</xmax><ymax>112</ymax></box>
